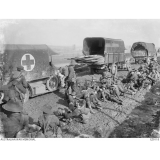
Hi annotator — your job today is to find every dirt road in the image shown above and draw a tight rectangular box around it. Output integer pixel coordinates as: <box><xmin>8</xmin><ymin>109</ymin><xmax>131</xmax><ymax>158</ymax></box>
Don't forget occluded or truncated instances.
<box><xmin>22</xmin><ymin>69</ymin><xmax>159</xmax><ymax>138</ymax></box>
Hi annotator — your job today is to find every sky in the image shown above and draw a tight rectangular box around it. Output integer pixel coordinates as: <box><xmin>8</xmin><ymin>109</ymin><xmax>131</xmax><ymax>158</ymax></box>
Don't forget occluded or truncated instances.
<box><xmin>1</xmin><ymin>19</ymin><xmax>160</xmax><ymax>48</ymax></box>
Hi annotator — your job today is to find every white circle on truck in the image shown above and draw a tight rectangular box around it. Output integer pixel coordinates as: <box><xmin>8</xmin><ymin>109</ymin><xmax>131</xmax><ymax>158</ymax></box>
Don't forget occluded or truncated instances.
<box><xmin>21</xmin><ymin>54</ymin><xmax>35</xmax><ymax>71</ymax></box>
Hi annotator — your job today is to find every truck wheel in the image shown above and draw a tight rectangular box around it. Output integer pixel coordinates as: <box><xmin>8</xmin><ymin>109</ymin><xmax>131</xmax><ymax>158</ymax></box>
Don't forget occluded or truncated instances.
<box><xmin>24</xmin><ymin>88</ymin><xmax>30</xmax><ymax>103</ymax></box>
<box><xmin>47</xmin><ymin>75</ymin><xmax>59</xmax><ymax>91</ymax></box>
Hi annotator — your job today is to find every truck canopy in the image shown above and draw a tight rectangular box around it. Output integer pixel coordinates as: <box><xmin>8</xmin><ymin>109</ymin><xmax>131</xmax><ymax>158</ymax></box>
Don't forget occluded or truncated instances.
<box><xmin>131</xmin><ymin>42</ymin><xmax>156</xmax><ymax>58</ymax></box>
<box><xmin>83</xmin><ymin>37</ymin><xmax>125</xmax><ymax>56</ymax></box>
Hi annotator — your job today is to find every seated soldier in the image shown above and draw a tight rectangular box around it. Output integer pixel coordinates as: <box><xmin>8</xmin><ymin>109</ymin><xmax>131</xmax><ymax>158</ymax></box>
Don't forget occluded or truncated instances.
<box><xmin>147</xmin><ymin>68</ymin><xmax>158</xmax><ymax>87</ymax></box>
<box><xmin>155</xmin><ymin>68</ymin><xmax>160</xmax><ymax>81</ymax></box>
<box><xmin>100</xmin><ymin>70</ymin><xmax>112</xmax><ymax>83</ymax></box>
<box><xmin>67</xmin><ymin>79</ymin><xmax>95</xmax><ymax>114</ymax></box>
<box><xmin>37</xmin><ymin>104</ymin><xmax>62</xmax><ymax>138</ymax></box>
<box><xmin>1</xmin><ymin>100</ymin><xmax>31</xmax><ymax>138</ymax></box>
<box><xmin>8</xmin><ymin>66</ymin><xmax>28</xmax><ymax>103</ymax></box>
<box><xmin>0</xmin><ymin>112</ymin><xmax>7</xmax><ymax>138</ymax></box>
<box><xmin>100</xmin><ymin>71</ymin><xmax>123</xmax><ymax>103</ymax></box>
<box><xmin>127</xmin><ymin>69</ymin><xmax>138</xmax><ymax>92</ymax></box>
<box><xmin>82</xmin><ymin>80</ymin><xmax>102</xmax><ymax>110</ymax></box>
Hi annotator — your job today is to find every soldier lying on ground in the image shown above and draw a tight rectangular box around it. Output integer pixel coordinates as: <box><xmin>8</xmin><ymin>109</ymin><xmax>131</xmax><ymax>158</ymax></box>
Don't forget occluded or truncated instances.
<box><xmin>56</xmin><ymin>99</ymin><xmax>91</xmax><ymax>124</ymax></box>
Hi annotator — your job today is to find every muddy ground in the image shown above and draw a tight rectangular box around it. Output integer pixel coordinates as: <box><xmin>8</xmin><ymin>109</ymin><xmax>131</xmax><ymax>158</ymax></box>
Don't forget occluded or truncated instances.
<box><xmin>23</xmin><ymin>67</ymin><xmax>160</xmax><ymax>138</ymax></box>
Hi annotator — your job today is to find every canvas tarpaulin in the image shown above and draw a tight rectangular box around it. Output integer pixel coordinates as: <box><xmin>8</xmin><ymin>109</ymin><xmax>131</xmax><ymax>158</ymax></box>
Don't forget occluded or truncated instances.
<box><xmin>131</xmin><ymin>42</ymin><xmax>156</xmax><ymax>54</ymax></box>
<box><xmin>104</xmin><ymin>38</ymin><xmax>125</xmax><ymax>53</ymax></box>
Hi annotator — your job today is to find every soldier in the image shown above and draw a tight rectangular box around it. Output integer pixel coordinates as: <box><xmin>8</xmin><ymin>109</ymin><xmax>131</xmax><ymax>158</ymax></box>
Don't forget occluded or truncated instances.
<box><xmin>147</xmin><ymin>68</ymin><xmax>158</xmax><ymax>86</ymax></box>
<box><xmin>37</xmin><ymin>104</ymin><xmax>62</xmax><ymax>138</ymax></box>
<box><xmin>99</xmin><ymin>71</ymin><xmax>123</xmax><ymax>104</ymax></box>
<box><xmin>82</xmin><ymin>80</ymin><xmax>102</xmax><ymax>110</ymax></box>
<box><xmin>125</xmin><ymin>58</ymin><xmax>131</xmax><ymax>71</ymax></box>
<box><xmin>58</xmin><ymin>66</ymin><xmax>69</xmax><ymax>87</ymax></box>
<box><xmin>67</xmin><ymin>79</ymin><xmax>95</xmax><ymax>114</ymax></box>
<box><xmin>100</xmin><ymin>70</ymin><xmax>112</xmax><ymax>83</ymax></box>
<box><xmin>126</xmin><ymin>69</ymin><xmax>138</xmax><ymax>92</ymax></box>
<box><xmin>8</xmin><ymin>66</ymin><xmax>28</xmax><ymax>103</ymax></box>
<box><xmin>1</xmin><ymin>100</ymin><xmax>30</xmax><ymax>138</ymax></box>
<box><xmin>110</xmin><ymin>62</ymin><xmax>118</xmax><ymax>80</ymax></box>
<box><xmin>0</xmin><ymin>112</ymin><xmax>7</xmax><ymax>138</ymax></box>
<box><xmin>61</xmin><ymin>99</ymin><xmax>91</xmax><ymax>124</ymax></box>
<box><xmin>99</xmin><ymin>72</ymin><xmax>112</xmax><ymax>102</ymax></box>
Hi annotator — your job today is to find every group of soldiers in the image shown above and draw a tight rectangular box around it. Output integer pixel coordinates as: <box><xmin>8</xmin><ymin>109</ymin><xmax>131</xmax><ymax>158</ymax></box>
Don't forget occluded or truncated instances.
<box><xmin>0</xmin><ymin>66</ymin><xmax>63</xmax><ymax>138</ymax></box>
<box><xmin>55</xmin><ymin>58</ymin><xmax>160</xmax><ymax>127</ymax></box>
<box><xmin>0</xmin><ymin>57</ymin><xmax>160</xmax><ymax>138</ymax></box>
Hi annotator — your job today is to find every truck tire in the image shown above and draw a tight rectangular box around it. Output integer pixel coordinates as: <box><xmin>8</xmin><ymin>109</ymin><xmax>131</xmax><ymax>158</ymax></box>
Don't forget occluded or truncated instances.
<box><xmin>46</xmin><ymin>75</ymin><xmax>59</xmax><ymax>91</ymax></box>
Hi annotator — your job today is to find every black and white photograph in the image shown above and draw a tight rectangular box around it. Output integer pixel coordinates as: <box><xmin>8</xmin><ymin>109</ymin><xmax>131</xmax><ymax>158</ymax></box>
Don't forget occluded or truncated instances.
<box><xmin>0</xmin><ymin>0</ymin><xmax>160</xmax><ymax>143</ymax></box>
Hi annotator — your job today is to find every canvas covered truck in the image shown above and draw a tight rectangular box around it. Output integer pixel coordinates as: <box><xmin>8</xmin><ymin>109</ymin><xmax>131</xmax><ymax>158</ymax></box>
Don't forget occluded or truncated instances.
<box><xmin>0</xmin><ymin>44</ymin><xmax>60</xmax><ymax>103</ymax></box>
<box><xmin>131</xmin><ymin>42</ymin><xmax>157</xmax><ymax>64</ymax></box>
<box><xmin>74</xmin><ymin>37</ymin><xmax>126</xmax><ymax>73</ymax></box>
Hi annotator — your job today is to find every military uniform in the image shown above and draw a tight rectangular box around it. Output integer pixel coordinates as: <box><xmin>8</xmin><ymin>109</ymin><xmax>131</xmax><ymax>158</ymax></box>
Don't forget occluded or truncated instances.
<box><xmin>38</xmin><ymin>105</ymin><xmax>62</xmax><ymax>138</ymax></box>
<box><xmin>110</xmin><ymin>63</ymin><xmax>118</xmax><ymax>80</ymax></box>
<box><xmin>7</xmin><ymin>67</ymin><xmax>28</xmax><ymax>103</ymax></box>
<box><xmin>0</xmin><ymin>112</ymin><xmax>7</xmax><ymax>138</ymax></box>
<box><xmin>147</xmin><ymin>69</ymin><xmax>158</xmax><ymax>86</ymax></box>
<box><xmin>65</xmin><ymin>60</ymin><xmax>76</xmax><ymax>90</ymax></box>
<box><xmin>64</xmin><ymin>100</ymin><xmax>91</xmax><ymax>124</ymax></box>
<box><xmin>58</xmin><ymin>66</ymin><xmax>69</xmax><ymax>87</ymax></box>
<box><xmin>9</xmin><ymin>69</ymin><xmax>28</xmax><ymax>94</ymax></box>
<box><xmin>1</xmin><ymin>100</ymin><xmax>30</xmax><ymax>138</ymax></box>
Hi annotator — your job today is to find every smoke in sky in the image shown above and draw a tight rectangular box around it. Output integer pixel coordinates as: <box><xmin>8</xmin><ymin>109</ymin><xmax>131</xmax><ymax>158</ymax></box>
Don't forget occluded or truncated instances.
<box><xmin>1</xmin><ymin>19</ymin><xmax>160</xmax><ymax>47</ymax></box>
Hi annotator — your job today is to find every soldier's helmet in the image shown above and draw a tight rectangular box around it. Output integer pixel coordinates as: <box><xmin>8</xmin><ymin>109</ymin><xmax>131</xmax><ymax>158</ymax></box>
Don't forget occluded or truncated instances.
<box><xmin>42</xmin><ymin>104</ymin><xmax>53</xmax><ymax>114</ymax></box>
<box><xmin>2</xmin><ymin>100</ymin><xmax>23</xmax><ymax>113</ymax></box>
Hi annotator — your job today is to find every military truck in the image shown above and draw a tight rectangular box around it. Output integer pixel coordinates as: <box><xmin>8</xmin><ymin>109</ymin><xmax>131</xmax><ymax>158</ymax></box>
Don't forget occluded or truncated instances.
<box><xmin>131</xmin><ymin>42</ymin><xmax>157</xmax><ymax>64</ymax></box>
<box><xmin>74</xmin><ymin>37</ymin><xmax>126</xmax><ymax>73</ymax></box>
<box><xmin>0</xmin><ymin>44</ymin><xmax>60</xmax><ymax>103</ymax></box>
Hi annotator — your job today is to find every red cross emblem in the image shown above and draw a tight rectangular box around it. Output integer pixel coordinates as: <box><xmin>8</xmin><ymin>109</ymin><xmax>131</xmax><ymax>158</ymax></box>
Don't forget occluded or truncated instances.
<box><xmin>21</xmin><ymin>54</ymin><xmax>35</xmax><ymax>71</ymax></box>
